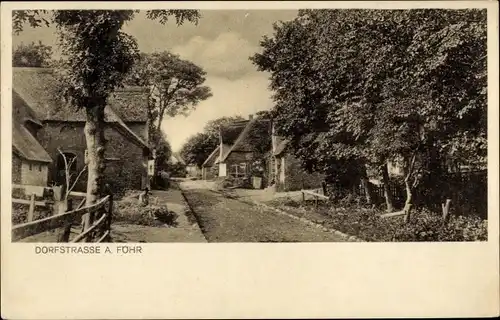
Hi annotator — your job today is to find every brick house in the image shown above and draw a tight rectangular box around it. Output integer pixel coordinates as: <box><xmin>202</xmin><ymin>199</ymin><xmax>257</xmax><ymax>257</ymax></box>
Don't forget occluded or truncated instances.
<box><xmin>12</xmin><ymin>67</ymin><xmax>151</xmax><ymax>194</ymax></box>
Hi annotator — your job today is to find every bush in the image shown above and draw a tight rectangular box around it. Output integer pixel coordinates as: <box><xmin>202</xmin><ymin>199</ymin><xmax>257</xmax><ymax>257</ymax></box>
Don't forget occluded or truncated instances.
<box><xmin>113</xmin><ymin>200</ymin><xmax>178</xmax><ymax>227</ymax></box>
<box><xmin>393</xmin><ymin>209</ymin><xmax>487</xmax><ymax>241</ymax></box>
<box><xmin>168</xmin><ymin>163</ymin><xmax>187</xmax><ymax>178</ymax></box>
<box><xmin>12</xmin><ymin>202</ymin><xmax>53</xmax><ymax>225</ymax></box>
<box><xmin>12</xmin><ymin>204</ymin><xmax>27</xmax><ymax>225</ymax></box>
<box><xmin>267</xmin><ymin>199</ymin><xmax>487</xmax><ymax>242</ymax></box>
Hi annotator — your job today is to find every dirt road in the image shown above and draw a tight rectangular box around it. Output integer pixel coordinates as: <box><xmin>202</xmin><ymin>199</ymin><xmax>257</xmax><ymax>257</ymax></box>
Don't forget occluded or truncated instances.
<box><xmin>180</xmin><ymin>180</ymin><xmax>348</xmax><ymax>242</ymax></box>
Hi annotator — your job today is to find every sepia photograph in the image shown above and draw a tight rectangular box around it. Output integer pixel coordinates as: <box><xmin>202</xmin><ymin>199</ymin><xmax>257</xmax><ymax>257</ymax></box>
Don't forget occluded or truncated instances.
<box><xmin>1</xmin><ymin>2</ymin><xmax>498</xmax><ymax>319</ymax></box>
<box><xmin>9</xmin><ymin>7</ymin><xmax>489</xmax><ymax>243</ymax></box>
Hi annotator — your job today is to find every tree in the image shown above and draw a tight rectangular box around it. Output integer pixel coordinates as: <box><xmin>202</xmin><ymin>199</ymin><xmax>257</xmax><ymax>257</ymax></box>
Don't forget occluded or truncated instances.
<box><xmin>203</xmin><ymin>115</ymin><xmax>246</xmax><ymax>139</ymax></box>
<box><xmin>151</xmin><ymin>127</ymin><xmax>172</xmax><ymax>172</ymax></box>
<box><xmin>13</xmin><ymin>41</ymin><xmax>53</xmax><ymax>67</ymax></box>
<box><xmin>14</xmin><ymin>9</ymin><xmax>201</xmax><ymax>237</ymax></box>
<box><xmin>179</xmin><ymin>132</ymin><xmax>216</xmax><ymax>168</ymax></box>
<box><xmin>124</xmin><ymin>51</ymin><xmax>212</xmax><ymax>172</ymax></box>
<box><xmin>251</xmin><ymin>9</ymin><xmax>486</xmax><ymax>217</ymax></box>
<box><xmin>126</xmin><ymin>51</ymin><xmax>212</xmax><ymax>129</ymax></box>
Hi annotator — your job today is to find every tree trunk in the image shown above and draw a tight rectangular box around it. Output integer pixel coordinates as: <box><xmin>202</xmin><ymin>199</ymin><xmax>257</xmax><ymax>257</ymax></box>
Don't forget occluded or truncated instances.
<box><xmin>403</xmin><ymin>178</ymin><xmax>413</xmax><ymax>223</ymax></box>
<box><xmin>83</xmin><ymin>105</ymin><xmax>106</xmax><ymax>242</ymax></box>
<box><xmin>441</xmin><ymin>199</ymin><xmax>452</xmax><ymax>223</ymax></box>
<box><xmin>403</xmin><ymin>154</ymin><xmax>418</xmax><ymax>223</ymax></box>
<box><xmin>380</xmin><ymin>163</ymin><xmax>394</xmax><ymax>212</ymax></box>
<box><xmin>360</xmin><ymin>168</ymin><xmax>375</xmax><ymax>206</ymax></box>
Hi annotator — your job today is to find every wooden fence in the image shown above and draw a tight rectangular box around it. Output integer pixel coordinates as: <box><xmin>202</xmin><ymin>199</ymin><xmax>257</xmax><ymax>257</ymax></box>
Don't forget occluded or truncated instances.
<box><xmin>11</xmin><ymin>185</ymin><xmax>113</xmax><ymax>242</ymax></box>
<box><xmin>301</xmin><ymin>188</ymin><xmax>329</xmax><ymax>207</ymax></box>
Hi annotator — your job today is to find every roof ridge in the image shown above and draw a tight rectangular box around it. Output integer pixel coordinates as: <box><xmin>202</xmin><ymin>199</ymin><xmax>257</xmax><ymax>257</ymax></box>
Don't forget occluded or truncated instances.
<box><xmin>13</xmin><ymin>122</ymin><xmax>53</xmax><ymax>163</ymax></box>
<box><xmin>202</xmin><ymin>145</ymin><xmax>220</xmax><ymax>167</ymax></box>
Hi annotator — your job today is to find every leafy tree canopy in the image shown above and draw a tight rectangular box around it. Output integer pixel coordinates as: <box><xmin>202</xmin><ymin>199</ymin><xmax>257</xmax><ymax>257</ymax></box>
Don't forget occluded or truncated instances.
<box><xmin>251</xmin><ymin>9</ymin><xmax>487</xmax><ymax>182</ymax></box>
<box><xmin>13</xmin><ymin>41</ymin><xmax>53</xmax><ymax>67</ymax></box>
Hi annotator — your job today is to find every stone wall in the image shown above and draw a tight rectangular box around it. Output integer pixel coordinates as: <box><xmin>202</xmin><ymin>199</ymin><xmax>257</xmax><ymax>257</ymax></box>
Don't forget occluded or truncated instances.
<box><xmin>12</xmin><ymin>154</ymin><xmax>22</xmax><ymax>184</ymax></box>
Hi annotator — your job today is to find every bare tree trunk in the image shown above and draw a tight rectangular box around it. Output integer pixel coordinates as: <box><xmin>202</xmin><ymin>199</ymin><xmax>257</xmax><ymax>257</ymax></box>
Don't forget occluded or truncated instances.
<box><xmin>83</xmin><ymin>105</ymin><xmax>106</xmax><ymax>242</ymax></box>
<box><xmin>442</xmin><ymin>199</ymin><xmax>452</xmax><ymax>223</ymax></box>
<box><xmin>360</xmin><ymin>167</ymin><xmax>375</xmax><ymax>206</ymax></box>
<box><xmin>380</xmin><ymin>163</ymin><xmax>394</xmax><ymax>212</ymax></box>
<box><xmin>403</xmin><ymin>154</ymin><xmax>418</xmax><ymax>223</ymax></box>
<box><xmin>403</xmin><ymin>178</ymin><xmax>413</xmax><ymax>223</ymax></box>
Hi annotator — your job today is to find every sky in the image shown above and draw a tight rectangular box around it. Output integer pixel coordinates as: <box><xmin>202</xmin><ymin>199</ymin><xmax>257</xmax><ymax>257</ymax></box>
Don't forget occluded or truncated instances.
<box><xmin>13</xmin><ymin>10</ymin><xmax>299</xmax><ymax>151</ymax></box>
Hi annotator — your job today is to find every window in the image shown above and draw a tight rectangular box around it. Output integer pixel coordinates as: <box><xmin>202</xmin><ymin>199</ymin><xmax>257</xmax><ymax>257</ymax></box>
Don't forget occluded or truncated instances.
<box><xmin>229</xmin><ymin>163</ymin><xmax>247</xmax><ymax>178</ymax></box>
<box><xmin>29</xmin><ymin>163</ymin><xmax>33</xmax><ymax>171</ymax></box>
<box><xmin>38</xmin><ymin>164</ymin><xmax>42</xmax><ymax>172</ymax></box>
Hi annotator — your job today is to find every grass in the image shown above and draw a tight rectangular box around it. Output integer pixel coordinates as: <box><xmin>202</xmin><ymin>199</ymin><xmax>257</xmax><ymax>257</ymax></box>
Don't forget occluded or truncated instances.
<box><xmin>113</xmin><ymin>192</ymin><xmax>178</xmax><ymax>227</ymax></box>
<box><xmin>12</xmin><ymin>203</ymin><xmax>52</xmax><ymax>225</ymax></box>
<box><xmin>113</xmin><ymin>201</ymin><xmax>179</xmax><ymax>227</ymax></box>
<box><xmin>264</xmin><ymin>197</ymin><xmax>488</xmax><ymax>242</ymax></box>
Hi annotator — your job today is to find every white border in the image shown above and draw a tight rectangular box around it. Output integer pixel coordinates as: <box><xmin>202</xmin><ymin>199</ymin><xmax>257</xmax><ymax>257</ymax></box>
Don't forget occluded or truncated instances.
<box><xmin>1</xmin><ymin>2</ymin><xmax>499</xmax><ymax>319</ymax></box>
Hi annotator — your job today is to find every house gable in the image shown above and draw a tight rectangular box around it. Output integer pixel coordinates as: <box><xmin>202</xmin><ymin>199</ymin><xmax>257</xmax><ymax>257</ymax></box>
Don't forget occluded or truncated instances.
<box><xmin>12</xmin><ymin>97</ymin><xmax>52</xmax><ymax>164</ymax></box>
<box><xmin>202</xmin><ymin>146</ymin><xmax>220</xmax><ymax>167</ymax></box>
<box><xmin>13</xmin><ymin>67</ymin><xmax>150</xmax><ymax>151</ymax></box>
<box><xmin>12</xmin><ymin>67</ymin><xmax>150</xmax><ymax>191</ymax></box>
<box><xmin>219</xmin><ymin>118</ymin><xmax>272</xmax><ymax>163</ymax></box>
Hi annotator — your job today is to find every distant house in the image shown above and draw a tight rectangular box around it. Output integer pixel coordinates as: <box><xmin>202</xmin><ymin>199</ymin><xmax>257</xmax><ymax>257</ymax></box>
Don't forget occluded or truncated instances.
<box><xmin>12</xmin><ymin>67</ymin><xmax>152</xmax><ymax>193</ymax></box>
<box><xmin>215</xmin><ymin>116</ymin><xmax>262</xmax><ymax>179</ymax></box>
<box><xmin>186</xmin><ymin>163</ymin><xmax>202</xmax><ymax>178</ymax></box>
<box><xmin>169</xmin><ymin>152</ymin><xmax>185</xmax><ymax>166</ymax></box>
<box><xmin>203</xmin><ymin>114</ymin><xmax>324</xmax><ymax>191</ymax></box>
<box><xmin>271</xmin><ymin>134</ymin><xmax>325</xmax><ymax>192</ymax></box>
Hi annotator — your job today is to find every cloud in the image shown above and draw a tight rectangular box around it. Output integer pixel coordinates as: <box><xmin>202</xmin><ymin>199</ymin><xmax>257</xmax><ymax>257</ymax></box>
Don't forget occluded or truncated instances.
<box><xmin>161</xmin><ymin>73</ymin><xmax>273</xmax><ymax>152</ymax></box>
<box><xmin>171</xmin><ymin>32</ymin><xmax>260</xmax><ymax>79</ymax></box>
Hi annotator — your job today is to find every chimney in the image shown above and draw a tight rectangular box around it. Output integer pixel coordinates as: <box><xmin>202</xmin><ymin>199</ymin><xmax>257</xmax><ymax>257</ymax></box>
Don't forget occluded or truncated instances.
<box><xmin>248</xmin><ymin>114</ymin><xmax>254</xmax><ymax>120</ymax></box>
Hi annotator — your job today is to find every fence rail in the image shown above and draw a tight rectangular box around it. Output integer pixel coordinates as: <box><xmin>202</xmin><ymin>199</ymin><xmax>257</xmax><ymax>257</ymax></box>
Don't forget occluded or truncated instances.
<box><xmin>301</xmin><ymin>189</ymin><xmax>329</xmax><ymax>207</ymax></box>
<box><xmin>12</xmin><ymin>193</ymin><xmax>113</xmax><ymax>243</ymax></box>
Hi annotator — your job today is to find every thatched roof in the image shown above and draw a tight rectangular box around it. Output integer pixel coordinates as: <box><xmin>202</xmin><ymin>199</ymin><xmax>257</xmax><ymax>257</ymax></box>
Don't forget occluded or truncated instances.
<box><xmin>13</xmin><ymin>67</ymin><xmax>149</xmax><ymax>122</ymax></box>
<box><xmin>13</xmin><ymin>67</ymin><xmax>149</xmax><ymax>150</ymax></box>
<box><xmin>219</xmin><ymin>118</ymin><xmax>272</xmax><ymax>162</ymax></box>
<box><xmin>12</xmin><ymin>117</ymin><xmax>52</xmax><ymax>164</ymax></box>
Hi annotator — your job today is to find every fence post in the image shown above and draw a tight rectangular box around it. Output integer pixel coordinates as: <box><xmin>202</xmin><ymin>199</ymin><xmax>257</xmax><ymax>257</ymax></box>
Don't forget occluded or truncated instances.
<box><xmin>302</xmin><ymin>191</ymin><xmax>305</xmax><ymax>203</ymax></box>
<box><xmin>442</xmin><ymin>198</ymin><xmax>452</xmax><ymax>224</ymax></box>
<box><xmin>27</xmin><ymin>193</ymin><xmax>36</xmax><ymax>222</ymax></box>
<box><xmin>57</xmin><ymin>198</ymin><xmax>73</xmax><ymax>242</ymax></box>
<box><xmin>105</xmin><ymin>193</ymin><xmax>113</xmax><ymax>242</ymax></box>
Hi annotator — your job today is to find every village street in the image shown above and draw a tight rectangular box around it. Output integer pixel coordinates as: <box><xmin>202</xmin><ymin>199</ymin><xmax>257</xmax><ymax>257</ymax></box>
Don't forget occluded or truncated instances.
<box><xmin>179</xmin><ymin>180</ymin><xmax>348</xmax><ymax>242</ymax></box>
